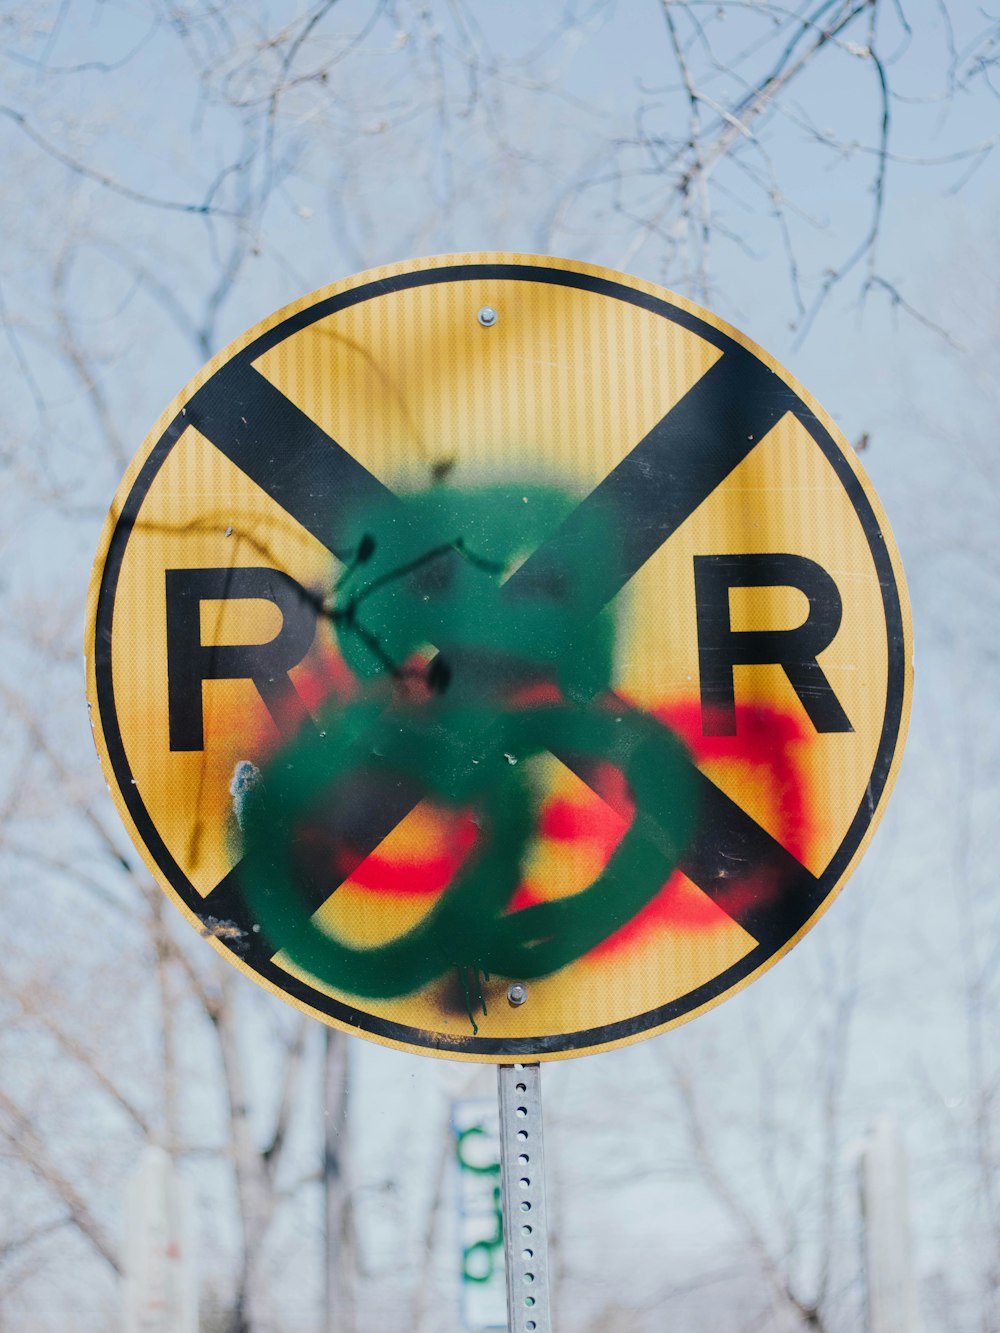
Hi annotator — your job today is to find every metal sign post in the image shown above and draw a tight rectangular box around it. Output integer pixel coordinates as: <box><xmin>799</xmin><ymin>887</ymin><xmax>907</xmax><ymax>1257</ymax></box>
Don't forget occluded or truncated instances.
<box><xmin>497</xmin><ymin>1064</ymin><xmax>551</xmax><ymax>1332</ymax></box>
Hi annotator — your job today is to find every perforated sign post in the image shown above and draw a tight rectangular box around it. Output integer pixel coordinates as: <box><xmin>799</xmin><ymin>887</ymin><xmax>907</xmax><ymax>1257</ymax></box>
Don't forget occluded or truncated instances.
<box><xmin>86</xmin><ymin>255</ymin><xmax>912</xmax><ymax>1331</ymax></box>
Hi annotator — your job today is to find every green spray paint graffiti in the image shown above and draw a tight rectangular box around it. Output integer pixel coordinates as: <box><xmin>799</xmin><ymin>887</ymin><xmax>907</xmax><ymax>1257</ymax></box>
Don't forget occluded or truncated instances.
<box><xmin>238</xmin><ymin>484</ymin><xmax>699</xmax><ymax>1011</ymax></box>
<box><xmin>453</xmin><ymin>1100</ymin><xmax>506</xmax><ymax>1328</ymax></box>
<box><xmin>327</xmin><ymin>484</ymin><xmax>617</xmax><ymax>703</ymax></box>
<box><xmin>455</xmin><ymin>1122</ymin><xmax>503</xmax><ymax>1286</ymax></box>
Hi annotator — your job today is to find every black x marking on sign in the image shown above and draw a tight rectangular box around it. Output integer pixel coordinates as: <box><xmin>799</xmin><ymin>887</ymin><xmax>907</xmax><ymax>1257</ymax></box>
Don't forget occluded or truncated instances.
<box><xmin>191</xmin><ymin>340</ymin><xmax>828</xmax><ymax>972</ymax></box>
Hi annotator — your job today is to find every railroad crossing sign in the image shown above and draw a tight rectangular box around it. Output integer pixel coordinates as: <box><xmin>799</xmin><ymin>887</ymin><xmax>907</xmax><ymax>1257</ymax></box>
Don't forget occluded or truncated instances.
<box><xmin>85</xmin><ymin>254</ymin><xmax>912</xmax><ymax>1062</ymax></box>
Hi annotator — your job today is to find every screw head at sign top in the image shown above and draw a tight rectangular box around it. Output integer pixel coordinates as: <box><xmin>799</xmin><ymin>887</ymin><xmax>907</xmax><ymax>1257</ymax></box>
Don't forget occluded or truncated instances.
<box><xmin>477</xmin><ymin>305</ymin><xmax>498</xmax><ymax>328</ymax></box>
<box><xmin>507</xmin><ymin>981</ymin><xmax>528</xmax><ymax>1006</ymax></box>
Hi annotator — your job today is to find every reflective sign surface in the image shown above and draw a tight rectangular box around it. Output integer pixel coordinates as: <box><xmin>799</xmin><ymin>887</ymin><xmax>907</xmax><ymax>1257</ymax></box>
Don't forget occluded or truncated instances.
<box><xmin>85</xmin><ymin>255</ymin><xmax>912</xmax><ymax>1060</ymax></box>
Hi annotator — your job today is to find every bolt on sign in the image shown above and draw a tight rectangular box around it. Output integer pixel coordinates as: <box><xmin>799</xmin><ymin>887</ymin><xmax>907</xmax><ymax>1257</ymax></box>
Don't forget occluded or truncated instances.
<box><xmin>85</xmin><ymin>254</ymin><xmax>912</xmax><ymax>1062</ymax></box>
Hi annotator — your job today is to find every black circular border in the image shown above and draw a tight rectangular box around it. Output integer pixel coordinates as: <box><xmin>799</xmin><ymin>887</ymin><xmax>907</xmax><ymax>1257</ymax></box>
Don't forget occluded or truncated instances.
<box><xmin>92</xmin><ymin>262</ymin><xmax>908</xmax><ymax>1057</ymax></box>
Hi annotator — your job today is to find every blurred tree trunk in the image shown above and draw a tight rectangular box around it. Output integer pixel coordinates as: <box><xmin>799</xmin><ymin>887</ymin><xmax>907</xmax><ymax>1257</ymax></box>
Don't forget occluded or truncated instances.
<box><xmin>323</xmin><ymin>1029</ymin><xmax>354</xmax><ymax>1333</ymax></box>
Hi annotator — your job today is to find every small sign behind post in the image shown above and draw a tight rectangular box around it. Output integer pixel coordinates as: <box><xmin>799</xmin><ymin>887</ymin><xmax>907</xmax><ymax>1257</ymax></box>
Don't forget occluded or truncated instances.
<box><xmin>453</xmin><ymin>1099</ymin><xmax>506</xmax><ymax>1330</ymax></box>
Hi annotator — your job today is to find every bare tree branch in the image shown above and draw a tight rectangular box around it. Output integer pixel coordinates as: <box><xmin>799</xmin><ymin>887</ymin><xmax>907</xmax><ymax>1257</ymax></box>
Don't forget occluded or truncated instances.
<box><xmin>0</xmin><ymin>105</ymin><xmax>235</xmax><ymax>217</ymax></box>
<box><xmin>3</xmin><ymin>988</ymin><xmax>150</xmax><ymax>1139</ymax></box>
<box><xmin>0</xmin><ymin>1088</ymin><xmax>121</xmax><ymax>1275</ymax></box>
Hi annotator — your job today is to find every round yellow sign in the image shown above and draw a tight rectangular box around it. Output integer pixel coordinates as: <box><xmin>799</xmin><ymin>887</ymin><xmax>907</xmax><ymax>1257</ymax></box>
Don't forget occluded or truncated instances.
<box><xmin>85</xmin><ymin>255</ymin><xmax>912</xmax><ymax>1061</ymax></box>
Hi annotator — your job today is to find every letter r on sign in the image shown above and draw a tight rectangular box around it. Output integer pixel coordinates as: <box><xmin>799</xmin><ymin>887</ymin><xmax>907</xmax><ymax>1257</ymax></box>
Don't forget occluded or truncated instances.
<box><xmin>694</xmin><ymin>553</ymin><xmax>853</xmax><ymax>737</ymax></box>
<box><xmin>166</xmin><ymin>567</ymin><xmax>317</xmax><ymax>751</ymax></box>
